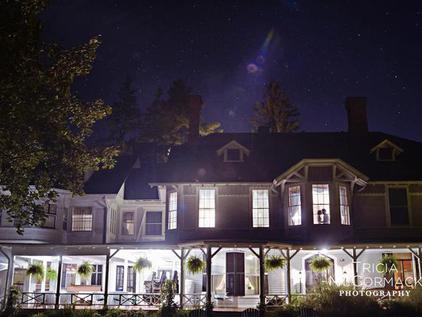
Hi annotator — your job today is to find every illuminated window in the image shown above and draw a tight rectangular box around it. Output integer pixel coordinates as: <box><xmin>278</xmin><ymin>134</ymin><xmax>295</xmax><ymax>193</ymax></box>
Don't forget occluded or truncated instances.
<box><xmin>168</xmin><ymin>192</ymin><xmax>177</xmax><ymax>230</ymax></box>
<box><xmin>339</xmin><ymin>186</ymin><xmax>350</xmax><ymax>225</ymax></box>
<box><xmin>199</xmin><ymin>189</ymin><xmax>215</xmax><ymax>228</ymax></box>
<box><xmin>71</xmin><ymin>207</ymin><xmax>92</xmax><ymax>231</ymax></box>
<box><xmin>252</xmin><ymin>189</ymin><xmax>269</xmax><ymax>227</ymax></box>
<box><xmin>288</xmin><ymin>186</ymin><xmax>302</xmax><ymax>226</ymax></box>
<box><xmin>312</xmin><ymin>184</ymin><xmax>330</xmax><ymax>224</ymax></box>
<box><xmin>145</xmin><ymin>212</ymin><xmax>162</xmax><ymax>235</ymax></box>
<box><xmin>122</xmin><ymin>211</ymin><xmax>135</xmax><ymax>235</ymax></box>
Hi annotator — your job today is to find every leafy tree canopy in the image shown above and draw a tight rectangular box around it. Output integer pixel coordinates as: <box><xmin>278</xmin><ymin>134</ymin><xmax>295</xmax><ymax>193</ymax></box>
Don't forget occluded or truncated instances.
<box><xmin>252</xmin><ymin>80</ymin><xmax>300</xmax><ymax>132</ymax></box>
<box><xmin>0</xmin><ymin>0</ymin><xmax>118</xmax><ymax>233</ymax></box>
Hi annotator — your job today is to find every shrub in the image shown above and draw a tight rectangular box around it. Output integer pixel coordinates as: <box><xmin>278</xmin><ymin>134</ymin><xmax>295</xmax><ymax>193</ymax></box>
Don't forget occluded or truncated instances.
<box><xmin>1</xmin><ymin>286</ymin><xmax>21</xmax><ymax>317</ymax></box>
<box><xmin>383</xmin><ymin>287</ymin><xmax>422</xmax><ymax>316</ymax></box>
<box><xmin>186</xmin><ymin>256</ymin><xmax>205</xmax><ymax>274</ymax></box>
<box><xmin>300</xmin><ymin>284</ymin><xmax>381</xmax><ymax>317</ymax></box>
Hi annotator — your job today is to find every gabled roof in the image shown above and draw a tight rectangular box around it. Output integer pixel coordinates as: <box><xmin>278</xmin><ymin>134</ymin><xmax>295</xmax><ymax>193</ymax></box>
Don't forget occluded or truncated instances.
<box><xmin>370</xmin><ymin>139</ymin><xmax>404</xmax><ymax>154</ymax></box>
<box><xmin>154</xmin><ymin>132</ymin><xmax>422</xmax><ymax>183</ymax></box>
<box><xmin>216</xmin><ymin>140</ymin><xmax>250</xmax><ymax>156</ymax></box>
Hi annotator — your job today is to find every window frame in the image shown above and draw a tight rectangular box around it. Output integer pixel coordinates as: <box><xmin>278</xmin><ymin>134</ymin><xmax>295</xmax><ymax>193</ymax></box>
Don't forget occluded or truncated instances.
<box><xmin>168</xmin><ymin>192</ymin><xmax>178</xmax><ymax>230</ymax></box>
<box><xmin>145</xmin><ymin>211</ymin><xmax>163</xmax><ymax>235</ymax></box>
<box><xmin>287</xmin><ymin>185</ymin><xmax>302</xmax><ymax>226</ymax></box>
<box><xmin>339</xmin><ymin>185</ymin><xmax>351</xmax><ymax>225</ymax></box>
<box><xmin>121</xmin><ymin>211</ymin><xmax>135</xmax><ymax>235</ymax></box>
<box><xmin>71</xmin><ymin>207</ymin><xmax>93</xmax><ymax>232</ymax></box>
<box><xmin>41</xmin><ymin>203</ymin><xmax>57</xmax><ymax>229</ymax></box>
<box><xmin>251</xmin><ymin>188</ymin><xmax>270</xmax><ymax>228</ymax></box>
<box><xmin>198</xmin><ymin>188</ymin><xmax>216</xmax><ymax>228</ymax></box>
<box><xmin>127</xmin><ymin>266</ymin><xmax>136</xmax><ymax>293</ymax></box>
<box><xmin>387</xmin><ymin>186</ymin><xmax>411</xmax><ymax>227</ymax></box>
<box><xmin>312</xmin><ymin>184</ymin><xmax>331</xmax><ymax>225</ymax></box>
<box><xmin>116</xmin><ymin>265</ymin><xmax>124</xmax><ymax>291</ymax></box>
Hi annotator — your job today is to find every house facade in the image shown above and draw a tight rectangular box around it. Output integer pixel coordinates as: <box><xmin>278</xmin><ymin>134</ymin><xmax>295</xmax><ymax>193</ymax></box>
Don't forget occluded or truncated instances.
<box><xmin>0</xmin><ymin>96</ymin><xmax>421</xmax><ymax>310</ymax></box>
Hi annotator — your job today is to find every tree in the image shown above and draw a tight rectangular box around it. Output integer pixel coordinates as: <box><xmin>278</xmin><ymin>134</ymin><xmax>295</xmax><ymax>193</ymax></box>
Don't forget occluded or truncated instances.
<box><xmin>107</xmin><ymin>76</ymin><xmax>141</xmax><ymax>146</ymax></box>
<box><xmin>252</xmin><ymin>80</ymin><xmax>300</xmax><ymax>132</ymax></box>
<box><xmin>0</xmin><ymin>0</ymin><xmax>118</xmax><ymax>233</ymax></box>
<box><xmin>140</xmin><ymin>79</ymin><xmax>222</xmax><ymax>146</ymax></box>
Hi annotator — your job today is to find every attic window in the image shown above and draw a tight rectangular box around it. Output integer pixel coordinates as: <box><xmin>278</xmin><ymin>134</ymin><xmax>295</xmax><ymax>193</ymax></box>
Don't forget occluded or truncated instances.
<box><xmin>216</xmin><ymin>140</ymin><xmax>250</xmax><ymax>163</ymax></box>
<box><xmin>370</xmin><ymin>139</ymin><xmax>403</xmax><ymax>162</ymax></box>
<box><xmin>226</xmin><ymin>149</ymin><xmax>241</xmax><ymax>162</ymax></box>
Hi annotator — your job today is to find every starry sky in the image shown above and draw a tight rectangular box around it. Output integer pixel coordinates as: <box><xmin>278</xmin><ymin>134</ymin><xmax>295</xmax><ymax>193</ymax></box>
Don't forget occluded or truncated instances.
<box><xmin>41</xmin><ymin>0</ymin><xmax>422</xmax><ymax>141</ymax></box>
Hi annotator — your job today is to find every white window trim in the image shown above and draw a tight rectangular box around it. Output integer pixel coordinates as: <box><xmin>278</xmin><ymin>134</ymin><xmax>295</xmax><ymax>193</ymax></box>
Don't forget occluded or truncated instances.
<box><xmin>252</xmin><ymin>188</ymin><xmax>270</xmax><ymax>228</ymax></box>
<box><xmin>339</xmin><ymin>185</ymin><xmax>351</xmax><ymax>225</ymax></box>
<box><xmin>198</xmin><ymin>188</ymin><xmax>216</xmax><ymax>228</ymax></box>
<box><xmin>312</xmin><ymin>184</ymin><xmax>331</xmax><ymax>225</ymax></box>
<box><xmin>168</xmin><ymin>192</ymin><xmax>177</xmax><ymax>230</ymax></box>
<box><xmin>385</xmin><ymin>185</ymin><xmax>412</xmax><ymax>227</ymax></box>
<box><xmin>287</xmin><ymin>185</ymin><xmax>302</xmax><ymax>226</ymax></box>
<box><xmin>120</xmin><ymin>210</ymin><xmax>136</xmax><ymax>236</ymax></box>
<box><xmin>71</xmin><ymin>207</ymin><xmax>93</xmax><ymax>232</ymax></box>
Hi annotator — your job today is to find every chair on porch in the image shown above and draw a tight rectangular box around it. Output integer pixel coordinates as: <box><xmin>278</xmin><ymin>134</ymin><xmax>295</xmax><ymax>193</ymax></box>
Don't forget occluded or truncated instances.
<box><xmin>242</xmin><ymin>308</ymin><xmax>260</xmax><ymax>317</ymax></box>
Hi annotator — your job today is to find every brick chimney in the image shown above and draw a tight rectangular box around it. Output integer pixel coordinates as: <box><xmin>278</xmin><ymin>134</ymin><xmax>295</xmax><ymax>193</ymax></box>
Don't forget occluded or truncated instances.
<box><xmin>345</xmin><ymin>97</ymin><xmax>368</xmax><ymax>135</ymax></box>
<box><xmin>188</xmin><ymin>95</ymin><xmax>203</xmax><ymax>143</ymax></box>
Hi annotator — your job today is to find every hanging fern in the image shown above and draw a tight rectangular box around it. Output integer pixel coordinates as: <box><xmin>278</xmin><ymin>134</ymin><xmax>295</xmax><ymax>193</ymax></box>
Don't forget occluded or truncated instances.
<box><xmin>26</xmin><ymin>263</ymin><xmax>44</xmax><ymax>282</ymax></box>
<box><xmin>133</xmin><ymin>257</ymin><xmax>152</xmax><ymax>272</ymax></box>
<box><xmin>265</xmin><ymin>255</ymin><xmax>286</xmax><ymax>272</ymax></box>
<box><xmin>77</xmin><ymin>262</ymin><xmax>93</xmax><ymax>279</ymax></box>
<box><xmin>379</xmin><ymin>255</ymin><xmax>398</xmax><ymax>275</ymax></box>
<box><xmin>309</xmin><ymin>256</ymin><xmax>332</xmax><ymax>273</ymax></box>
<box><xmin>186</xmin><ymin>256</ymin><xmax>205</xmax><ymax>274</ymax></box>
<box><xmin>46</xmin><ymin>267</ymin><xmax>57</xmax><ymax>281</ymax></box>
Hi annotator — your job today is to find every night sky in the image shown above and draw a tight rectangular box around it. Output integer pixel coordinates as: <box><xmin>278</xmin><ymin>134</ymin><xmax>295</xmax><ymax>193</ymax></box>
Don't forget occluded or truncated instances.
<box><xmin>41</xmin><ymin>0</ymin><xmax>422</xmax><ymax>141</ymax></box>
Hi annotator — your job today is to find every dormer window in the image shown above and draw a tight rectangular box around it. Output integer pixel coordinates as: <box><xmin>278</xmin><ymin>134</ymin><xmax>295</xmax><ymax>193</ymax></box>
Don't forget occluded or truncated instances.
<box><xmin>370</xmin><ymin>139</ymin><xmax>403</xmax><ymax>162</ymax></box>
<box><xmin>216</xmin><ymin>140</ymin><xmax>250</xmax><ymax>163</ymax></box>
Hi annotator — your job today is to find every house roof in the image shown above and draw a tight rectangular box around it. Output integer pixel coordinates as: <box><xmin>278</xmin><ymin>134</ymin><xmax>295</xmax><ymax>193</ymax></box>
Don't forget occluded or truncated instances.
<box><xmin>154</xmin><ymin>132</ymin><xmax>422</xmax><ymax>183</ymax></box>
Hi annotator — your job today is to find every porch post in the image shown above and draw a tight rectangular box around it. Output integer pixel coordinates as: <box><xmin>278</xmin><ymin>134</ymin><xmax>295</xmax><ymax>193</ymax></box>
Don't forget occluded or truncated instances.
<box><xmin>55</xmin><ymin>255</ymin><xmax>63</xmax><ymax>309</ymax></box>
<box><xmin>419</xmin><ymin>248</ymin><xmax>422</xmax><ymax>281</ymax></box>
<box><xmin>103</xmin><ymin>253</ymin><xmax>111</xmax><ymax>308</ymax></box>
<box><xmin>180</xmin><ymin>248</ymin><xmax>185</xmax><ymax>308</ymax></box>
<box><xmin>206</xmin><ymin>245</ymin><xmax>212</xmax><ymax>309</ymax></box>
<box><xmin>352</xmin><ymin>249</ymin><xmax>358</xmax><ymax>286</ymax></box>
<box><xmin>259</xmin><ymin>246</ymin><xmax>265</xmax><ymax>308</ymax></box>
<box><xmin>286</xmin><ymin>249</ymin><xmax>292</xmax><ymax>303</ymax></box>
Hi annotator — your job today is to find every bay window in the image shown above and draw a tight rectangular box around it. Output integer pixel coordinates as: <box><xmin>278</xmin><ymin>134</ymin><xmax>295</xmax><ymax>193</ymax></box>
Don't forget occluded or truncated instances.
<box><xmin>339</xmin><ymin>185</ymin><xmax>351</xmax><ymax>225</ymax></box>
<box><xmin>252</xmin><ymin>189</ymin><xmax>269</xmax><ymax>227</ymax></box>
<box><xmin>312</xmin><ymin>184</ymin><xmax>330</xmax><ymax>224</ymax></box>
<box><xmin>288</xmin><ymin>186</ymin><xmax>302</xmax><ymax>226</ymax></box>
<box><xmin>199</xmin><ymin>189</ymin><xmax>215</xmax><ymax>228</ymax></box>
<box><xmin>168</xmin><ymin>192</ymin><xmax>177</xmax><ymax>230</ymax></box>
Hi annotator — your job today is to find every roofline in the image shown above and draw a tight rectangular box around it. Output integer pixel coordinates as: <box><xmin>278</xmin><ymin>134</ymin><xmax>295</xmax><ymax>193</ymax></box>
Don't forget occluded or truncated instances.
<box><xmin>370</xmin><ymin>138</ymin><xmax>404</xmax><ymax>153</ymax></box>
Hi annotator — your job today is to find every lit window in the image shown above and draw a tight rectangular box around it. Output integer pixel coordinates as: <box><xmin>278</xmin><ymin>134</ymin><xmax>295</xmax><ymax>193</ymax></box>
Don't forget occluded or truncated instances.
<box><xmin>339</xmin><ymin>186</ymin><xmax>350</xmax><ymax>225</ymax></box>
<box><xmin>145</xmin><ymin>211</ymin><xmax>162</xmax><ymax>235</ymax></box>
<box><xmin>252</xmin><ymin>189</ymin><xmax>269</xmax><ymax>227</ymax></box>
<box><xmin>388</xmin><ymin>187</ymin><xmax>409</xmax><ymax>225</ymax></box>
<box><xmin>168</xmin><ymin>192</ymin><xmax>177</xmax><ymax>230</ymax></box>
<box><xmin>71</xmin><ymin>207</ymin><xmax>93</xmax><ymax>231</ymax></box>
<box><xmin>199</xmin><ymin>189</ymin><xmax>215</xmax><ymax>228</ymax></box>
<box><xmin>122</xmin><ymin>211</ymin><xmax>135</xmax><ymax>235</ymax></box>
<box><xmin>312</xmin><ymin>184</ymin><xmax>330</xmax><ymax>224</ymax></box>
<box><xmin>288</xmin><ymin>186</ymin><xmax>302</xmax><ymax>226</ymax></box>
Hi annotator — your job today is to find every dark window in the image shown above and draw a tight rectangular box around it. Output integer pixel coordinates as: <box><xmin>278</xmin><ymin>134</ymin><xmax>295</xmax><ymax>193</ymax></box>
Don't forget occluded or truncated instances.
<box><xmin>145</xmin><ymin>212</ymin><xmax>162</xmax><ymax>235</ymax></box>
<box><xmin>226</xmin><ymin>149</ymin><xmax>241</xmax><ymax>161</ymax></box>
<box><xmin>127</xmin><ymin>266</ymin><xmax>136</xmax><ymax>292</ymax></box>
<box><xmin>116</xmin><ymin>266</ymin><xmax>124</xmax><ymax>291</ymax></box>
<box><xmin>91</xmin><ymin>265</ymin><xmax>103</xmax><ymax>287</ymax></box>
<box><xmin>389</xmin><ymin>188</ymin><xmax>409</xmax><ymax>225</ymax></box>
<box><xmin>378</xmin><ymin>148</ymin><xmax>394</xmax><ymax>161</ymax></box>
<box><xmin>41</xmin><ymin>204</ymin><xmax>57</xmax><ymax>228</ymax></box>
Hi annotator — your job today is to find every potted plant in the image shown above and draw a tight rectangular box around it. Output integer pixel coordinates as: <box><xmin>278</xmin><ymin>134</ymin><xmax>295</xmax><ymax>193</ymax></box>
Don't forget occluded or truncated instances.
<box><xmin>77</xmin><ymin>261</ymin><xmax>93</xmax><ymax>282</ymax></box>
<box><xmin>265</xmin><ymin>255</ymin><xmax>286</xmax><ymax>272</ymax></box>
<box><xmin>186</xmin><ymin>256</ymin><xmax>205</xmax><ymax>274</ymax></box>
<box><xmin>133</xmin><ymin>257</ymin><xmax>152</xmax><ymax>272</ymax></box>
<box><xmin>379</xmin><ymin>254</ymin><xmax>398</xmax><ymax>289</ymax></box>
<box><xmin>46</xmin><ymin>267</ymin><xmax>58</xmax><ymax>281</ymax></box>
<box><xmin>26</xmin><ymin>263</ymin><xmax>44</xmax><ymax>282</ymax></box>
<box><xmin>309</xmin><ymin>255</ymin><xmax>332</xmax><ymax>273</ymax></box>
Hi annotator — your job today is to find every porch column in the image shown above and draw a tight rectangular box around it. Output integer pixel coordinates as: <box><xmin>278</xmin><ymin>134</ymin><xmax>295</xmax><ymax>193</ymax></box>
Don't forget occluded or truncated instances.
<box><xmin>258</xmin><ymin>246</ymin><xmax>265</xmax><ymax>308</ymax></box>
<box><xmin>103</xmin><ymin>253</ymin><xmax>111</xmax><ymax>308</ymax></box>
<box><xmin>180</xmin><ymin>248</ymin><xmax>185</xmax><ymax>308</ymax></box>
<box><xmin>342</xmin><ymin>247</ymin><xmax>365</xmax><ymax>288</ymax></box>
<box><xmin>408</xmin><ymin>247</ymin><xmax>422</xmax><ymax>282</ymax></box>
<box><xmin>0</xmin><ymin>247</ymin><xmax>11</xmax><ymax>309</ymax></box>
<box><xmin>206</xmin><ymin>245</ymin><xmax>212</xmax><ymax>309</ymax></box>
<box><xmin>55</xmin><ymin>255</ymin><xmax>63</xmax><ymax>309</ymax></box>
<box><xmin>419</xmin><ymin>248</ymin><xmax>422</xmax><ymax>281</ymax></box>
<box><xmin>280</xmin><ymin>248</ymin><xmax>299</xmax><ymax>304</ymax></box>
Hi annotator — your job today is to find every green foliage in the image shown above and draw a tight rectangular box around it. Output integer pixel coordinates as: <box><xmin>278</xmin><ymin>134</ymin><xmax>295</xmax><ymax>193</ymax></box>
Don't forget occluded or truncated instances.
<box><xmin>133</xmin><ymin>257</ymin><xmax>152</xmax><ymax>272</ymax></box>
<box><xmin>32</xmin><ymin>314</ymin><xmax>46</xmax><ymax>317</ymax></box>
<box><xmin>299</xmin><ymin>284</ymin><xmax>381</xmax><ymax>317</ymax></box>
<box><xmin>1</xmin><ymin>286</ymin><xmax>21</xmax><ymax>317</ymax></box>
<box><xmin>382</xmin><ymin>287</ymin><xmax>422</xmax><ymax>316</ymax></box>
<box><xmin>46</xmin><ymin>267</ymin><xmax>58</xmax><ymax>281</ymax></box>
<box><xmin>159</xmin><ymin>280</ymin><xmax>177</xmax><ymax>317</ymax></box>
<box><xmin>265</xmin><ymin>255</ymin><xmax>286</xmax><ymax>272</ymax></box>
<box><xmin>309</xmin><ymin>256</ymin><xmax>332</xmax><ymax>273</ymax></box>
<box><xmin>379</xmin><ymin>254</ymin><xmax>398</xmax><ymax>275</ymax></box>
<box><xmin>0</xmin><ymin>0</ymin><xmax>118</xmax><ymax>234</ymax></box>
<box><xmin>139</xmin><ymin>80</ymin><xmax>222</xmax><ymax>148</ymax></box>
<box><xmin>77</xmin><ymin>262</ymin><xmax>93</xmax><ymax>279</ymax></box>
<box><xmin>264</xmin><ymin>305</ymin><xmax>298</xmax><ymax>317</ymax></box>
<box><xmin>186</xmin><ymin>256</ymin><xmax>205</xmax><ymax>274</ymax></box>
<box><xmin>26</xmin><ymin>263</ymin><xmax>44</xmax><ymax>282</ymax></box>
<box><xmin>252</xmin><ymin>80</ymin><xmax>300</xmax><ymax>133</ymax></box>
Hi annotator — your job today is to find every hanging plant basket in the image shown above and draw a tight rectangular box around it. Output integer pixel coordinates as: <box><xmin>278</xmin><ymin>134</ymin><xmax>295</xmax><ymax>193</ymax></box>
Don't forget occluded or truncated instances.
<box><xmin>309</xmin><ymin>256</ymin><xmax>332</xmax><ymax>273</ymax></box>
<box><xmin>77</xmin><ymin>262</ymin><xmax>93</xmax><ymax>279</ymax></box>
<box><xmin>186</xmin><ymin>256</ymin><xmax>205</xmax><ymax>274</ymax></box>
<box><xmin>265</xmin><ymin>255</ymin><xmax>286</xmax><ymax>272</ymax></box>
<box><xmin>134</xmin><ymin>257</ymin><xmax>152</xmax><ymax>272</ymax></box>
<box><xmin>46</xmin><ymin>267</ymin><xmax>58</xmax><ymax>281</ymax></box>
<box><xmin>26</xmin><ymin>263</ymin><xmax>44</xmax><ymax>282</ymax></box>
<box><xmin>379</xmin><ymin>255</ymin><xmax>398</xmax><ymax>275</ymax></box>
